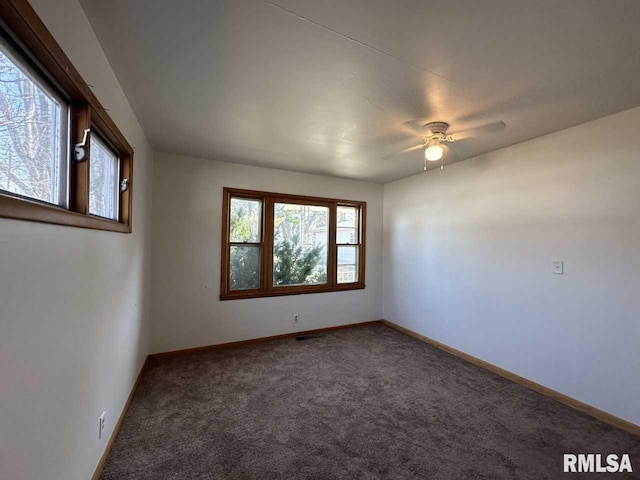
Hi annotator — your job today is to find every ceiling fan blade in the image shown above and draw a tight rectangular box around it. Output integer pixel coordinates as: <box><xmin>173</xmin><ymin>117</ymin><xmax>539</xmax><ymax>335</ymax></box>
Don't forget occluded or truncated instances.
<box><xmin>448</xmin><ymin>121</ymin><xmax>506</xmax><ymax>141</ymax></box>
<box><xmin>382</xmin><ymin>142</ymin><xmax>425</xmax><ymax>160</ymax></box>
<box><xmin>403</xmin><ymin>119</ymin><xmax>428</xmax><ymax>134</ymax></box>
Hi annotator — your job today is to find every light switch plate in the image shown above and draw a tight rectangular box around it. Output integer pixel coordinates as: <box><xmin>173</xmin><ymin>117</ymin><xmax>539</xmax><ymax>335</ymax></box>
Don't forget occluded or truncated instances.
<box><xmin>552</xmin><ymin>261</ymin><xmax>564</xmax><ymax>275</ymax></box>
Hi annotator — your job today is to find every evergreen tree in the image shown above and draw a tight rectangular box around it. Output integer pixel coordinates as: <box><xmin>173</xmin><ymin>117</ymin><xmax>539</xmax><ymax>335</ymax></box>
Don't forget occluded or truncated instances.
<box><xmin>229</xmin><ymin>246</ymin><xmax>260</xmax><ymax>290</ymax></box>
<box><xmin>273</xmin><ymin>235</ymin><xmax>326</xmax><ymax>285</ymax></box>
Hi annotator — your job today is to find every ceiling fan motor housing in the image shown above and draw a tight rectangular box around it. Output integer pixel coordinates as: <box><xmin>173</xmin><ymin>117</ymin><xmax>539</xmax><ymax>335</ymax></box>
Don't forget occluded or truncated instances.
<box><xmin>423</xmin><ymin>121</ymin><xmax>449</xmax><ymax>136</ymax></box>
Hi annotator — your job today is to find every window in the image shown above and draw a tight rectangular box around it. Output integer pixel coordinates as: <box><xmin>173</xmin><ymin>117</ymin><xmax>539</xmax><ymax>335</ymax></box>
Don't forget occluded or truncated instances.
<box><xmin>273</xmin><ymin>203</ymin><xmax>329</xmax><ymax>286</ymax></box>
<box><xmin>0</xmin><ymin>35</ymin><xmax>69</xmax><ymax>207</ymax></box>
<box><xmin>336</xmin><ymin>206</ymin><xmax>361</xmax><ymax>284</ymax></box>
<box><xmin>0</xmin><ymin>1</ymin><xmax>133</xmax><ymax>233</ymax></box>
<box><xmin>221</xmin><ymin>188</ymin><xmax>366</xmax><ymax>300</ymax></box>
<box><xmin>89</xmin><ymin>133</ymin><xmax>120</xmax><ymax>221</ymax></box>
<box><xmin>229</xmin><ymin>197</ymin><xmax>262</xmax><ymax>291</ymax></box>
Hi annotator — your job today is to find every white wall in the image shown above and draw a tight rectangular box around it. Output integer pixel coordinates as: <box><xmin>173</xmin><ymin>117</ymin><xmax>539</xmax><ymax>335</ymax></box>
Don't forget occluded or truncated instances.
<box><xmin>151</xmin><ymin>153</ymin><xmax>383</xmax><ymax>354</ymax></box>
<box><xmin>383</xmin><ymin>106</ymin><xmax>640</xmax><ymax>425</ymax></box>
<box><xmin>0</xmin><ymin>1</ymin><xmax>153</xmax><ymax>479</ymax></box>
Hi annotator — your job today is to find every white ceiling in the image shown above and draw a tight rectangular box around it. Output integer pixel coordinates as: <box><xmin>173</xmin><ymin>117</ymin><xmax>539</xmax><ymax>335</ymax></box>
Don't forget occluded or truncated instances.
<box><xmin>79</xmin><ymin>0</ymin><xmax>640</xmax><ymax>183</ymax></box>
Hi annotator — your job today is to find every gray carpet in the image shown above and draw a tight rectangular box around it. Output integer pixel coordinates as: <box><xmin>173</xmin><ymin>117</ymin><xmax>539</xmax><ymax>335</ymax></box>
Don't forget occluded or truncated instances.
<box><xmin>101</xmin><ymin>324</ymin><xmax>639</xmax><ymax>479</ymax></box>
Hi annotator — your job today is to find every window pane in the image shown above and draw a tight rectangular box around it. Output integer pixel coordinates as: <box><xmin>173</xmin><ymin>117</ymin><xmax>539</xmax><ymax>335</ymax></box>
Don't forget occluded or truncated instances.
<box><xmin>273</xmin><ymin>203</ymin><xmax>328</xmax><ymax>286</ymax></box>
<box><xmin>89</xmin><ymin>135</ymin><xmax>119</xmax><ymax>220</ymax></box>
<box><xmin>230</xmin><ymin>245</ymin><xmax>260</xmax><ymax>290</ymax></box>
<box><xmin>230</xmin><ymin>198</ymin><xmax>261</xmax><ymax>242</ymax></box>
<box><xmin>0</xmin><ymin>39</ymin><xmax>68</xmax><ymax>206</ymax></box>
<box><xmin>337</xmin><ymin>246</ymin><xmax>358</xmax><ymax>284</ymax></box>
<box><xmin>337</xmin><ymin>206</ymin><xmax>358</xmax><ymax>244</ymax></box>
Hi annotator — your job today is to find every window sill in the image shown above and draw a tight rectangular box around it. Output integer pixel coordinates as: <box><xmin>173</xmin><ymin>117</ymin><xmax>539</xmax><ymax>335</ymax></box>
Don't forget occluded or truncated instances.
<box><xmin>0</xmin><ymin>194</ymin><xmax>131</xmax><ymax>233</ymax></box>
<box><xmin>220</xmin><ymin>283</ymin><xmax>366</xmax><ymax>301</ymax></box>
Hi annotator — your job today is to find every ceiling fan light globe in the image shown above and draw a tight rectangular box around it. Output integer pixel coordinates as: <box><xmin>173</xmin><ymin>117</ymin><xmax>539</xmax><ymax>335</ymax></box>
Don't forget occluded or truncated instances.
<box><xmin>425</xmin><ymin>144</ymin><xmax>444</xmax><ymax>161</ymax></box>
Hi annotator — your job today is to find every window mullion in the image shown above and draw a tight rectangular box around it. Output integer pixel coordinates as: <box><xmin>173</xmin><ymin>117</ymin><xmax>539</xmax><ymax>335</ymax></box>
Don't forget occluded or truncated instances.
<box><xmin>328</xmin><ymin>202</ymin><xmax>337</xmax><ymax>288</ymax></box>
<box><xmin>119</xmin><ymin>152</ymin><xmax>132</xmax><ymax>226</ymax></box>
<box><xmin>70</xmin><ymin>102</ymin><xmax>91</xmax><ymax>214</ymax></box>
<box><xmin>263</xmin><ymin>196</ymin><xmax>274</xmax><ymax>292</ymax></box>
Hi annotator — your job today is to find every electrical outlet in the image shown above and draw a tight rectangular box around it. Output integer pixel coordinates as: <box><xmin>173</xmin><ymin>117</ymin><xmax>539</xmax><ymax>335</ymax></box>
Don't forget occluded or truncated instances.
<box><xmin>552</xmin><ymin>261</ymin><xmax>564</xmax><ymax>275</ymax></box>
<box><xmin>99</xmin><ymin>412</ymin><xmax>106</xmax><ymax>440</ymax></box>
<box><xmin>293</xmin><ymin>314</ymin><xmax>300</xmax><ymax>324</ymax></box>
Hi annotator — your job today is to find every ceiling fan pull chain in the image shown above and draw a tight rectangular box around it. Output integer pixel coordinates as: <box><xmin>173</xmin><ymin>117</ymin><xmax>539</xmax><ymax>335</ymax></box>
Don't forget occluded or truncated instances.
<box><xmin>441</xmin><ymin>156</ymin><xmax>444</xmax><ymax>170</ymax></box>
<box><xmin>424</xmin><ymin>156</ymin><xmax>427</xmax><ymax>171</ymax></box>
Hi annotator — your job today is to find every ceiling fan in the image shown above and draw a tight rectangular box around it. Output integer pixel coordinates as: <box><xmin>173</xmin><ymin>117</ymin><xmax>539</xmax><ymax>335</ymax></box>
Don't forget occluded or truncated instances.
<box><xmin>383</xmin><ymin>120</ymin><xmax>506</xmax><ymax>170</ymax></box>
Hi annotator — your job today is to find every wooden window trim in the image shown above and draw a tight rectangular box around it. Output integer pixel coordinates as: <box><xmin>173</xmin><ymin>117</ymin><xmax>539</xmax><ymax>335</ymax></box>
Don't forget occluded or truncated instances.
<box><xmin>221</xmin><ymin>187</ymin><xmax>366</xmax><ymax>301</ymax></box>
<box><xmin>0</xmin><ymin>0</ymin><xmax>134</xmax><ymax>233</ymax></box>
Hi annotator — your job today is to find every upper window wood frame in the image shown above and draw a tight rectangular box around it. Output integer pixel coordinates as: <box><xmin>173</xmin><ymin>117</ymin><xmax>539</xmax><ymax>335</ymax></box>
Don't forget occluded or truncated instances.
<box><xmin>221</xmin><ymin>187</ymin><xmax>366</xmax><ymax>300</ymax></box>
<box><xmin>0</xmin><ymin>0</ymin><xmax>134</xmax><ymax>233</ymax></box>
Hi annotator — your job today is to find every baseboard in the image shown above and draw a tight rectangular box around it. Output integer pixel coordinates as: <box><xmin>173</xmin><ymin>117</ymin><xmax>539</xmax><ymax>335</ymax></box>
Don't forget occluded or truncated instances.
<box><xmin>151</xmin><ymin>320</ymin><xmax>383</xmax><ymax>358</ymax></box>
<box><xmin>91</xmin><ymin>355</ymin><xmax>149</xmax><ymax>480</ymax></box>
<box><xmin>381</xmin><ymin>320</ymin><xmax>640</xmax><ymax>437</ymax></box>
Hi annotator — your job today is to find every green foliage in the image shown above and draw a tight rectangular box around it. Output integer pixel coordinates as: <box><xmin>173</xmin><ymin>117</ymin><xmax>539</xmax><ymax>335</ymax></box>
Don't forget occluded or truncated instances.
<box><xmin>230</xmin><ymin>246</ymin><xmax>260</xmax><ymax>290</ymax></box>
<box><xmin>230</xmin><ymin>216</ymin><xmax>253</xmax><ymax>243</ymax></box>
<box><xmin>230</xmin><ymin>200</ymin><xmax>260</xmax><ymax>242</ymax></box>
<box><xmin>274</xmin><ymin>235</ymin><xmax>326</xmax><ymax>285</ymax></box>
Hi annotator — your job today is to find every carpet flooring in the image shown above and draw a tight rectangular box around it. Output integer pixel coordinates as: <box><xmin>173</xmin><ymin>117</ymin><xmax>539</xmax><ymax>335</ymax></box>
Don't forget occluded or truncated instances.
<box><xmin>101</xmin><ymin>324</ymin><xmax>639</xmax><ymax>479</ymax></box>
